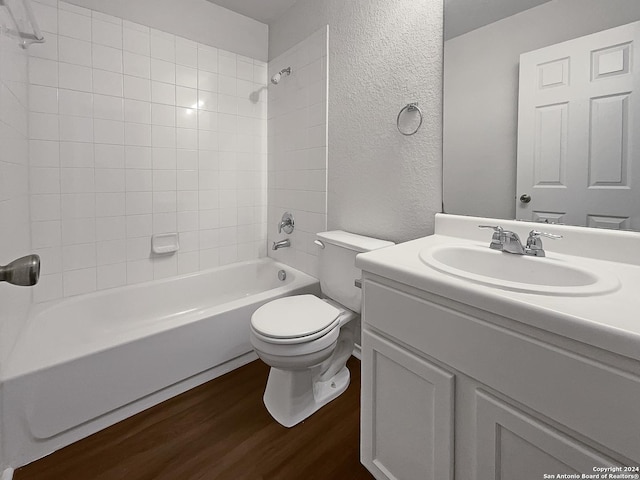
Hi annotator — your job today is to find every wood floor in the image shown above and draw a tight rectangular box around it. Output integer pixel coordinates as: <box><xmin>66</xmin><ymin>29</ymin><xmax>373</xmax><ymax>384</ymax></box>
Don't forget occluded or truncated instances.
<box><xmin>15</xmin><ymin>357</ymin><xmax>374</xmax><ymax>480</ymax></box>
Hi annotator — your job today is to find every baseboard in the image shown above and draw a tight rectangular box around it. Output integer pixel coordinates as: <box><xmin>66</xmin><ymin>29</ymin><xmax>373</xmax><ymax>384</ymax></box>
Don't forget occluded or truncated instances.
<box><xmin>352</xmin><ymin>343</ymin><xmax>362</xmax><ymax>360</ymax></box>
<box><xmin>2</xmin><ymin>468</ymin><xmax>14</xmax><ymax>480</ymax></box>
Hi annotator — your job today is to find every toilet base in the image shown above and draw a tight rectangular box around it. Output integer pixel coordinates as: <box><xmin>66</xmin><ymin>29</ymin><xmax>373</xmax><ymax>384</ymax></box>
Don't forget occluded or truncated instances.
<box><xmin>263</xmin><ymin>365</ymin><xmax>351</xmax><ymax>428</ymax></box>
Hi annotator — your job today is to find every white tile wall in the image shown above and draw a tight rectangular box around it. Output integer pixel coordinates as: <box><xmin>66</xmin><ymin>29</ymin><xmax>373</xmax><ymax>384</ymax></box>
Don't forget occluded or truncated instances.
<box><xmin>0</xmin><ymin>4</ymin><xmax>33</xmax><ymax>362</ymax></box>
<box><xmin>29</xmin><ymin>1</ymin><xmax>268</xmax><ymax>301</ymax></box>
<box><xmin>267</xmin><ymin>27</ymin><xmax>328</xmax><ymax>277</ymax></box>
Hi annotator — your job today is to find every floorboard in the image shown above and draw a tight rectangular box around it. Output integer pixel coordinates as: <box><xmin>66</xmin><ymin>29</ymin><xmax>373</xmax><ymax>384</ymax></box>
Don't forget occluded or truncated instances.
<box><xmin>15</xmin><ymin>357</ymin><xmax>374</xmax><ymax>480</ymax></box>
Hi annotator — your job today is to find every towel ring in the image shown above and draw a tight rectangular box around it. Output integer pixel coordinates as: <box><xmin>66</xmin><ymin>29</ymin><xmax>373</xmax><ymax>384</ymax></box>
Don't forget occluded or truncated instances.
<box><xmin>397</xmin><ymin>102</ymin><xmax>423</xmax><ymax>136</ymax></box>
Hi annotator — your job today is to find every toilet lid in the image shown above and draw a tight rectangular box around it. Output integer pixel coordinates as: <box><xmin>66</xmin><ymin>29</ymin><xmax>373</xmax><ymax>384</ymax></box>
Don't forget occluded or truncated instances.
<box><xmin>251</xmin><ymin>295</ymin><xmax>342</xmax><ymax>339</ymax></box>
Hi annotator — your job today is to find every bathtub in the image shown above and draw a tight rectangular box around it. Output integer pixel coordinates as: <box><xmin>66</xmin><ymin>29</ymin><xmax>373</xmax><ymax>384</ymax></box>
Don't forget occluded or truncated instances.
<box><xmin>1</xmin><ymin>258</ymin><xmax>319</xmax><ymax>469</ymax></box>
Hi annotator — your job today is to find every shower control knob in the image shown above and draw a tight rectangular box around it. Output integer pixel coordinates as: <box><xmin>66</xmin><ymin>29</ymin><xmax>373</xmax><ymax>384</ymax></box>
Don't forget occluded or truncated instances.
<box><xmin>519</xmin><ymin>194</ymin><xmax>532</xmax><ymax>204</ymax></box>
<box><xmin>278</xmin><ymin>212</ymin><xmax>295</xmax><ymax>234</ymax></box>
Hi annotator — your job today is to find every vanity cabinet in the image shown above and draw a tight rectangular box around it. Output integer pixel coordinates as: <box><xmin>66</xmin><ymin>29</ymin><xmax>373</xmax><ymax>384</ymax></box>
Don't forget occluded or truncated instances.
<box><xmin>361</xmin><ymin>330</ymin><xmax>454</xmax><ymax>480</ymax></box>
<box><xmin>474</xmin><ymin>390</ymin><xmax>618</xmax><ymax>478</ymax></box>
<box><xmin>360</xmin><ymin>277</ymin><xmax>640</xmax><ymax>480</ymax></box>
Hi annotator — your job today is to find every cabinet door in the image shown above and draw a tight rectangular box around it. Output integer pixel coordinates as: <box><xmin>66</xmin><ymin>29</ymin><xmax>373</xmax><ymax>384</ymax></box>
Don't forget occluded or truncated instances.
<box><xmin>475</xmin><ymin>389</ymin><xmax>621</xmax><ymax>480</ymax></box>
<box><xmin>361</xmin><ymin>330</ymin><xmax>454</xmax><ymax>480</ymax></box>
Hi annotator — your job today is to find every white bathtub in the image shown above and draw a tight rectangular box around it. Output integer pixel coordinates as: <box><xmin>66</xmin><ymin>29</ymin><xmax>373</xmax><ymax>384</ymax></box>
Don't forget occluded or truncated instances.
<box><xmin>2</xmin><ymin>258</ymin><xmax>319</xmax><ymax>468</ymax></box>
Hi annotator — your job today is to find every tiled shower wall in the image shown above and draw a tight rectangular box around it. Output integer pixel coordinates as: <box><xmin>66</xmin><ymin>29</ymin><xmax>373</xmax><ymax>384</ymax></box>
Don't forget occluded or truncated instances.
<box><xmin>0</xmin><ymin>2</ymin><xmax>31</xmax><ymax>361</ymax></box>
<box><xmin>28</xmin><ymin>0</ymin><xmax>268</xmax><ymax>302</ymax></box>
<box><xmin>267</xmin><ymin>27</ymin><xmax>328</xmax><ymax>277</ymax></box>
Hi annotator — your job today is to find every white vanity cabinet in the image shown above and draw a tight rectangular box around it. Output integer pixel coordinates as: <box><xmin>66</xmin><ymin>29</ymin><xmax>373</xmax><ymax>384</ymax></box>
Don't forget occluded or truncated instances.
<box><xmin>473</xmin><ymin>390</ymin><xmax>619</xmax><ymax>479</ymax></box>
<box><xmin>360</xmin><ymin>329</ymin><xmax>454</xmax><ymax>480</ymax></box>
<box><xmin>360</xmin><ymin>276</ymin><xmax>640</xmax><ymax>480</ymax></box>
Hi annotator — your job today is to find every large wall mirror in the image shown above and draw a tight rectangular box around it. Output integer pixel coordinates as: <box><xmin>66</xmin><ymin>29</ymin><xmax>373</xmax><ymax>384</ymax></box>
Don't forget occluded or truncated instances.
<box><xmin>443</xmin><ymin>0</ymin><xmax>640</xmax><ymax>231</ymax></box>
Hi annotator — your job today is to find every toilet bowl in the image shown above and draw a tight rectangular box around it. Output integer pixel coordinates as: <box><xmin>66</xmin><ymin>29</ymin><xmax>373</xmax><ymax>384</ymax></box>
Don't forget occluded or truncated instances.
<box><xmin>250</xmin><ymin>230</ymin><xmax>394</xmax><ymax>427</ymax></box>
<box><xmin>251</xmin><ymin>295</ymin><xmax>357</xmax><ymax>427</ymax></box>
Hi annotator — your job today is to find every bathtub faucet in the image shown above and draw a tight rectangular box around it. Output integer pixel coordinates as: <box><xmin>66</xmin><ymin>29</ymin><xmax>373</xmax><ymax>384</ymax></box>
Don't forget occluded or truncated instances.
<box><xmin>272</xmin><ymin>239</ymin><xmax>291</xmax><ymax>250</ymax></box>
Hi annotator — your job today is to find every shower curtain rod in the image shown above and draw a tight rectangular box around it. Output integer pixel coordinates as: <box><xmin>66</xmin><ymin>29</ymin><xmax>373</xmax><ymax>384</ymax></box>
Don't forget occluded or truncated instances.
<box><xmin>0</xmin><ymin>0</ymin><xmax>45</xmax><ymax>48</ymax></box>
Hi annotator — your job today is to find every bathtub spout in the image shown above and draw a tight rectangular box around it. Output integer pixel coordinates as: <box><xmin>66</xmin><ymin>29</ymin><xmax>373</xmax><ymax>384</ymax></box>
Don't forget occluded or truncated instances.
<box><xmin>0</xmin><ymin>254</ymin><xmax>40</xmax><ymax>286</ymax></box>
<box><xmin>272</xmin><ymin>239</ymin><xmax>291</xmax><ymax>250</ymax></box>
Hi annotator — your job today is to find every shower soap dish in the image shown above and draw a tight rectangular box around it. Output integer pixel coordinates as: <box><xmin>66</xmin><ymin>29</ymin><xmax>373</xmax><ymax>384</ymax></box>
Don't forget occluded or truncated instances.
<box><xmin>151</xmin><ymin>233</ymin><xmax>179</xmax><ymax>255</ymax></box>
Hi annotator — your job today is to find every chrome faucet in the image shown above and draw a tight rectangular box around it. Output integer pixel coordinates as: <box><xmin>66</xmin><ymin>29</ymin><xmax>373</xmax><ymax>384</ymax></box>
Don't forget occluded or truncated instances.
<box><xmin>272</xmin><ymin>239</ymin><xmax>291</xmax><ymax>250</ymax></box>
<box><xmin>0</xmin><ymin>254</ymin><xmax>40</xmax><ymax>286</ymax></box>
<box><xmin>479</xmin><ymin>225</ymin><xmax>562</xmax><ymax>257</ymax></box>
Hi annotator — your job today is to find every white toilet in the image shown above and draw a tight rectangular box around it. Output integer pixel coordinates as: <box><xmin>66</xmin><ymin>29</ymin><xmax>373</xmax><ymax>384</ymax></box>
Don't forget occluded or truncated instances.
<box><xmin>250</xmin><ymin>230</ymin><xmax>393</xmax><ymax>427</ymax></box>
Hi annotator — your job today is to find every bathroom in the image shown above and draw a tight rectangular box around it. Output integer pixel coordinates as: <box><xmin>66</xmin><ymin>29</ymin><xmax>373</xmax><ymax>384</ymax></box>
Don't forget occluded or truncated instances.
<box><xmin>0</xmin><ymin>0</ymin><xmax>639</xmax><ymax>478</ymax></box>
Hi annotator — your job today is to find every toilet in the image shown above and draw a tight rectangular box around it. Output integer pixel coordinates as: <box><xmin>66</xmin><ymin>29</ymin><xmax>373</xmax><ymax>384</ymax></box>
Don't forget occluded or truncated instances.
<box><xmin>250</xmin><ymin>230</ymin><xmax>393</xmax><ymax>427</ymax></box>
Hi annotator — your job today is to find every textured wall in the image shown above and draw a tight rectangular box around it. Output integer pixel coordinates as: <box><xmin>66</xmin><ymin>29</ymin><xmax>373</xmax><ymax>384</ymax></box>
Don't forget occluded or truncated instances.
<box><xmin>270</xmin><ymin>0</ymin><xmax>444</xmax><ymax>243</ymax></box>
<box><xmin>444</xmin><ymin>0</ymin><xmax>640</xmax><ymax>220</ymax></box>
<box><xmin>28</xmin><ymin>0</ymin><xmax>268</xmax><ymax>301</ymax></box>
<box><xmin>63</xmin><ymin>0</ymin><xmax>268</xmax><ymax>61</ymax></box>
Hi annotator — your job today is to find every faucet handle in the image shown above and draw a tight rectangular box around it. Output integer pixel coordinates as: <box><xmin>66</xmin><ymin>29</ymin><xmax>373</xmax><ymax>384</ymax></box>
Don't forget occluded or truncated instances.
<box><xmin>478</xmin><ymin>225</ymin><xmax>503</xmax><ymax>233</ymax></box>
<box><xmin>278</xmin><ymin>212</ymin><xmax>295</xmax><ymax>234</ymax></box>
<box><xmin>528</xmin><ymin>230</ymin><xmax>563</xmax><ymax>241</ymax></box>
<box><xmin>526</xmin><ymin>230</ymin><xmax>562</xmax><ymax>257</ymax></box>
<box><xmin>478</xmin><ymin>225</ymin><xmax>504</xmax><ymax>250</ymax></box>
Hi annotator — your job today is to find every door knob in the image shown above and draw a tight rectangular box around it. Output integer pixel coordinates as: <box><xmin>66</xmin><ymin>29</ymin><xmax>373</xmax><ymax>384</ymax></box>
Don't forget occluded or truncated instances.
<box><xmin>519</xmin><ymin>194</ymin><xmax>532</xmax><ymax>204</ymax></box>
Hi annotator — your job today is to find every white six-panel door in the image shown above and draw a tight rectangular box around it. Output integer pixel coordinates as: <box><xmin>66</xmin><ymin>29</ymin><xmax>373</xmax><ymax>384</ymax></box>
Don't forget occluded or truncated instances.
<box><xmin>517</xmin><ymin>21</ymin><xmax>640</xmax><ymax>230</ymax></box>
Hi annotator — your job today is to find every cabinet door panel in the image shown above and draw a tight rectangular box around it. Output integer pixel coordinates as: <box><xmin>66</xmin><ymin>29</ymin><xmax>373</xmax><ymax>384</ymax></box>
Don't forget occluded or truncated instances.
<box><xmin>361</xmin><ymin>330</ymin><xmax>454</xmax><ymax>480</ymax></box>
<box><xmin>475</xmin><ymin>389</ymin><xmax>620</xmax><ymax>480</ymax></box>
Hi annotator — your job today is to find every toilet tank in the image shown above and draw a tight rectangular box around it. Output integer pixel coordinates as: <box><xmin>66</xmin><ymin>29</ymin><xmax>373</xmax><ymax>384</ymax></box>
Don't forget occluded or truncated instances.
<box><xmin>316</xmin><ymin>231</ymin><xmax>394</xmax><ymax>313</ymax></box>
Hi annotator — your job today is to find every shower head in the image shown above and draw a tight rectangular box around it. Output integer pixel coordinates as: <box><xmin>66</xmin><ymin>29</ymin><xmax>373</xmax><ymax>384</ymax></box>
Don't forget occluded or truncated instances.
<box><xmin>271</xmin><ymin>67</ymin><xmax>292</xmax><ymax>85</ymax></box>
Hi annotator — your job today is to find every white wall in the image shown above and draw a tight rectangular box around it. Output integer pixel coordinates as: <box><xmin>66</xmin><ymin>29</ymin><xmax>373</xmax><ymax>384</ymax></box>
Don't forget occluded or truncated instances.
<box><xmin>28</xmin><ymin>0</ymin><xmax>268</xmax><ymax>301</ymax></box>
<box><xmin>269</xmin><ymin>0</ymin><xmax>443</xmax><ymax>243</ymax></box>
<box><xmin>63</xmin><ymin>0</ymin><xmax>268</xmax><ymax>62</ymax></box>
<box><xmin>0</xmin><ymin>0</ymin><xmax>32</xmax><ymax>468</ymax></box>
<box><xmin>267</xmin><ymin>27</ymin><xmax>328</xmax><ymax>277</ymax></box>
<box><xmin>443</xmin><ymin>0</ymin><xmax>640</xmax><ymax>220</ymax></box>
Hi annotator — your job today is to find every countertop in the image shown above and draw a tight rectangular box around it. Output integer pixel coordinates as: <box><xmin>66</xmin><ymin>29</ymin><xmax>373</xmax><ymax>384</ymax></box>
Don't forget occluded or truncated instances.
<box><xmin>356</xmin><ymin>214</ymin><xmax>640</xmax><ymax>363</ymax></box>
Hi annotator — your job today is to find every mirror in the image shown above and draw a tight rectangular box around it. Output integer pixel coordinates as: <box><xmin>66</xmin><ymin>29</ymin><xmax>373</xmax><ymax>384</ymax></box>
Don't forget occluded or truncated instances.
<box><xmin>443</xmin><ymin>0</ymin><xmax>640</xmax><ymax>231</ymax></box>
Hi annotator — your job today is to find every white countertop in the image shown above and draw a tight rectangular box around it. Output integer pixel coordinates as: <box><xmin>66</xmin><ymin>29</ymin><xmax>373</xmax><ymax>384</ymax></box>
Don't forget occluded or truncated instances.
<box><xmin>356</xmin><ymin>214</ymin><xmax>640</xmax><ymax>362</ymax></box>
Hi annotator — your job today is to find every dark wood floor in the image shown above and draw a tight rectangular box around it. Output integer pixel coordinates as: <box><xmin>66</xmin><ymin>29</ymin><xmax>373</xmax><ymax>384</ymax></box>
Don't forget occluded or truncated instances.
<box><xmin>15</xmin><ymin>357</ymin><xmax>374</xmax><ymax>480</ymax></box>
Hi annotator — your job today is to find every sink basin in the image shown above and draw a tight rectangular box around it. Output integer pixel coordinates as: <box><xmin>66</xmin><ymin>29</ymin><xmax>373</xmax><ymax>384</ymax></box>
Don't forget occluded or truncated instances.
<box><xmin>419</xmin><ymin>244</ymin><xmax>620</xmax><ymax>296</ymax></box>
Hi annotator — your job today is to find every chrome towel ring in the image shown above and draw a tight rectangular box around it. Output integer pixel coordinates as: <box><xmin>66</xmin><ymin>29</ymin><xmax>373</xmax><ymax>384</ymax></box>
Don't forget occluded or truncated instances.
<box><xmin>397</xmin><ymin>102</ymin><xmax>423</xmax><ymax>136</ymax></box>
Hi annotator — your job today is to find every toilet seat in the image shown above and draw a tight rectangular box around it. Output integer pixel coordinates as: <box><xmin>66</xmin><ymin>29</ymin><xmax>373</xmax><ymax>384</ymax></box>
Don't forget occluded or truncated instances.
<box><xmin>251</xmin><ymin>295</ymin><xmax>342</xmax><ymax>345</ymax></box>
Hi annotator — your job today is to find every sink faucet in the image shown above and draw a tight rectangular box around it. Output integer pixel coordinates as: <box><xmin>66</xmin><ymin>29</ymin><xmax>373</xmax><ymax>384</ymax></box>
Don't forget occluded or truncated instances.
<box><xmin>479</xmin><ymin>225</ymin><xmax>562</xmax><ymax>257</ymax></box>
<box><xmin>272</xmin><ymin>239</ymin><xmax>291</xmax><ymax>250</ymax></box>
